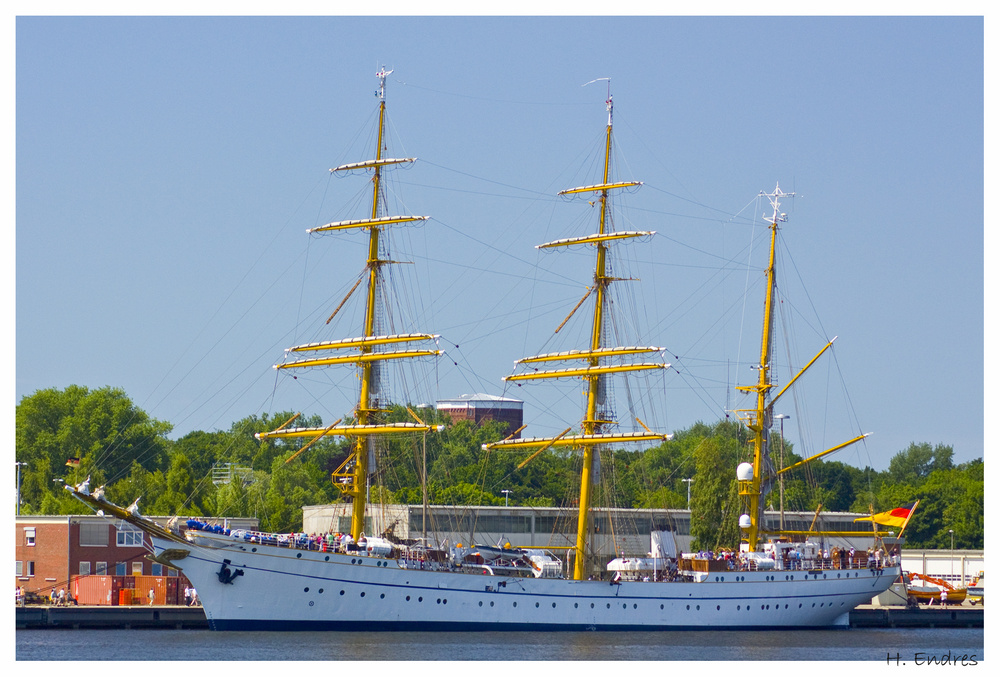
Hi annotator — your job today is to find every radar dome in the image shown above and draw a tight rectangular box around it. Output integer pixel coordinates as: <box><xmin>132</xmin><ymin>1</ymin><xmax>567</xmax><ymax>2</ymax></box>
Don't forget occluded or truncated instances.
<box><xmin>736</xmin><ymin>462</ymin><xmax>754</xmax><ymax>481</ymax></box>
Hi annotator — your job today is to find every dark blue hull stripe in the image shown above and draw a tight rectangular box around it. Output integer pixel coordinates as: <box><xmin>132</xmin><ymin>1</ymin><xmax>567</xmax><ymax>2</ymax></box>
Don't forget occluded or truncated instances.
<box><xmin>207</xmin><ymin>618</ymin><xmax>848</xmax><ymax>632</ymax></box>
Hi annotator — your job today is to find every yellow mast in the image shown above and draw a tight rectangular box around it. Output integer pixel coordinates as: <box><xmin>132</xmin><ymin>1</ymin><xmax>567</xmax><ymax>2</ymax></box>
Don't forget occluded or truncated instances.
<box><xmin>256</xmin><ymin>67</ymin><xmax>441</xmax><ymax>542</ymax></box>
<box><xmin>484</xmin><ymin>82</ymin><xmax>670</xmax><ymax>581</ymax></box>
<box><xmin>573</xmin><ymin>91</ymin><xmax>614</xmax><ymax>581</ymax></box>
<box><xmin>736</xmin><ymin>184</ymin><xmax>787</xmax><ymax>551</ymax></box>
<box><xmin>735</xmin><ymin>183</ymin><xmax>870</xmax><ymax>549</ymax></box>
<box><xmin>350</xmin><ymin>68</ymin><xmax>389</xmax><ymax>540</ymax></box>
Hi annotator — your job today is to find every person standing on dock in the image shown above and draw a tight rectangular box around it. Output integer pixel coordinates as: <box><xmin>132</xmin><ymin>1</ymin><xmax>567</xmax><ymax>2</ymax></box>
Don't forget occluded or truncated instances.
<box><xmin>148</xmin><ymin>588</ymin><xmax>155</xmax><ymax>605</ymax></box>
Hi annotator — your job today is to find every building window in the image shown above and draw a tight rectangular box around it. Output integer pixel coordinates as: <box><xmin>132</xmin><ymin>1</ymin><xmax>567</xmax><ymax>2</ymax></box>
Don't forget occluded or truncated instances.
<box><xmin>80</xmin><ymin>522</ymin><xmax>109</xmax><ymax>546</ymax></box>
<box><xmin>16</xmin><ymin>561</ymin><xmax>22</xmax><ymax>577</ymax></box>
<box><xmin>115</xmin><ymin>562</ymin><xmax>126</xmax><ymax>576</ymax></box>
<box><xmin>79</xmin><ymin>561</ymin><xmax>91</xmax><ymax>576</ymax></box>
<box><xmin>116</xmin><ymin>524</ymin><xmax>144</xmax><ymax>547</ymax></box>
<box><xmin>151</xmin><ymin>563</ymin><xmax>163</xmax><ymax>576</ymax></box>
<box><xmin>26</xmin><ymin>562</ymin><xmax>35</xmax><ymax>577</ymax></box>
<box><xmin>131</xmin><ymin>562</ymin><xmax>143</xmax><ymax>575</ymax></box>
<box><xmin>96</xmin><ymin>561</ymin><xmax>108</xmax><ymax>575</ymax></box>
<box><xmin>24</xmin><ymin>527</ymin><xmax>36</xmax><ymax>546</ymax></box>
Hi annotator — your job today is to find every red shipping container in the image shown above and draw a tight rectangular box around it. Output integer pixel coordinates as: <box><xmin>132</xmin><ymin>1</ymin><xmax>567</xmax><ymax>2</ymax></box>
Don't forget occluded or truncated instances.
<box><xmin>133</xmin><ymin>575</ymin><xmax>166</xmax><ymax>605</ymax></box>
<box><xmin>72</xmin><ymin>575</ymin><xmax>114</xmax><ymax>605</ymax></box>
<box><xmin>110</xmin><ymin>576</ymin><xmax>125</xmax><ymax>606</ymax></box>
<box><xmin>165</xmin><ymin>577</ymin><xmax>179</xmax><ymax>605</ymax></box>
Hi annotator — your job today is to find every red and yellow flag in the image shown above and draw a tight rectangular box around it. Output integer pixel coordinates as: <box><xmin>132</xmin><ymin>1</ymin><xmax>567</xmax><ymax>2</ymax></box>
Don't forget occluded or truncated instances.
<box><xmin>854</xmin><ymin>501</ymin><xmax>917</xmax><ymax>528</ymax></box>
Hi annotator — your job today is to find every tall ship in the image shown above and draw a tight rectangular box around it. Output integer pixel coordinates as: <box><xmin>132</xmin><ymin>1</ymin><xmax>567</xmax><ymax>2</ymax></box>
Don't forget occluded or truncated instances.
<box><xmin>68</xmin><ymin>69</ymin><xmax>899</xmax><ymax>630</ymax></box>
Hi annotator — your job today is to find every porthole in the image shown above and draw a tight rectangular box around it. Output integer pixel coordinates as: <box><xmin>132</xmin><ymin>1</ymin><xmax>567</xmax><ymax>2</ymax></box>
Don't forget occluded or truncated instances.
<box><xmin>633</xmin><ymin>604</ymin><xmax>637</xmax><ymax>609</ymax></box>
<box><xmin>406</xmin><ymin>596</ymin><xmax>410</xmax><ymax>601</ymax></box>
<box><xmin>360</xmin><ymin>592</ymin><xmax>365</xmax><ymax>597</ymax></box>
<box><xmin>324</xmin><ymin>556</ymin><xmax>329</xmax><ymax>561</ymax></box>
<box><xmin>574</xmin><ymin>603</ymin><xmax>579</xmax><ymax>608</ymax></box>
<box><xmin>737</xmin><ymin>605</ymin><xmax>741</xmax><ymax>610</ymax></box>
<box><xmin>303</xmin><ymin>587</ymin><xmax>309</xmax><ymax>592</ymax></box>
<box><xmin>351</xmin><ymin>558</ymin><xmax>356</xmax><ymax>564</ymax></box>
<box><xmin>318</xmin><ymin>589</ymin><xmax>324</xmax><ymax>594</ymax></box>
<box><xmin>252</xmin><ymin>547</ymin><xmax>257</xmax><ymax>552</ymax></box>
<box><xmin>490</xmin><ymin>601</ymin><xmax>494</xmax><ymax>607</ymax></box>
<box><xmin>606</xmin><ymin>603</ymin><xmax>611</xmax><ymax>609</ymax></box>
<box><xmin>380</xmin><ymin>593</ymin><xmax>384</xmax><ymax>599</ymax></box>
<box><xmin>308</xmin><ymin>600</ymin><xmax>314</xmax><ymax>606</ymax></box>
<box><xmin>340</xmin><ymin>590</ymin><xmax>345</xmax><ymax>596</ymax></box>
<box><xmin>479</xmin><ymin>601</ymin><xmax>483</xmax><ymax>607</ymax></box>
<box><xmin>622</xmin><ymin>603</ymin><xmax>627</xmax><ymax>609</ymax></box>
<box><xmin>660</xmin><ymin>604</ymin><xmax>664</xmax><ymax>610</ymax></box>
<box><xmin>535</xmin><ymin>602</ymin><xmax>540</xmax><ymax>608</ymax></box>
<box><xmin>590</xmin><ymin>603</ymin><xmax>595</xmax><ymax>609</ymax></box>
<box><xmin>296</xmin><ymin>553</ymin><xmax>302</xmax><ymax>559</ymax></box>
<box><xmin>686</xmin><ymin>605</ymin><xmax>690</xmax><ymax>610</ymax></box>
<box><xmin>513</xmin><ymin>602</ymin><xmax>517</xmax><ymax>607</ymax></box>
<box><xmin>717</xmin><ymin>605</ymin><xmax>721</xmax><ymax>611</ymax></box>
<box><xmin>552</xmin><ymin>602</ymin><xmax>557</xmax><ymax>608</ymax></box>
<box><xmin>437</xmin><ymin>599</ymin><xmax>441</xmax><ymax>604</ymax></box>
<box><xmin>696</xmin><ymin>605</ymin><xmax>700</xmax><ymax>611</ymax></box>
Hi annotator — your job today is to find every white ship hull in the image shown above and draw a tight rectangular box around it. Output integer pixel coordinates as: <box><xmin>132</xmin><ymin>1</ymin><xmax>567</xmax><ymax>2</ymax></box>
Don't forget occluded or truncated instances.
<box><xmin>158</xmin><ymin>534</ymin><xmax>898</xmax><ymax>631</ymax></box>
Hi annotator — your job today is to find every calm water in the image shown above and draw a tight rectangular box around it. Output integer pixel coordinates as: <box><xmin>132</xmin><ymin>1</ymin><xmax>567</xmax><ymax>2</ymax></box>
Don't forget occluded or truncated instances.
<box><xmin>16</xmin><ymin>627</ymin><xmax>984</xmax><ymax>662</ymax></box>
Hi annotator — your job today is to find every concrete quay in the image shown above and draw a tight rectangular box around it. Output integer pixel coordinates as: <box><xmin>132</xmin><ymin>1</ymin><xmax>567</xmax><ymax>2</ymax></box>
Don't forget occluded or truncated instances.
<box><xmin>16</xmin><ymin>604</ymin><xmax>982</xmax><ymax>630</ymax></box>
<box><xmin>17</xmin><ymin>604</ymin><xmax>209</xmax><ymax>630</ymax></box>
<box><xmin>850</xmin><ymin>604</ymin><xmax>983</xmax><ymax>629</ymax></box>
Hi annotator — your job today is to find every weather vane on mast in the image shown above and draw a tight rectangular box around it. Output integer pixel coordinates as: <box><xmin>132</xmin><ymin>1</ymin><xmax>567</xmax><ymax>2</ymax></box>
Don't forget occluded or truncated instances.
<box><xmin>583</xmin><ymin>77</ymin><xmax>613</xmax><ymax>125</ymax></box>
<box><xmin>761</xmin><ymin>182</ymin><xmax>795</xmax><ymax>224</ymax></box>
<box><xmin>376</xmin><ymin>66</ymin><xmax>393</xmax><ymax>100</ymax></box>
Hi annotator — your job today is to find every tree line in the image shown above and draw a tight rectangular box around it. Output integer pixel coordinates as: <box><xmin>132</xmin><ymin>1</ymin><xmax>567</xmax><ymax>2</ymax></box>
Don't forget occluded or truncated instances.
<box><xmin>15</xmin><ymin>385</ymin><xmax>983</xmax><ymax>550</ymax></box>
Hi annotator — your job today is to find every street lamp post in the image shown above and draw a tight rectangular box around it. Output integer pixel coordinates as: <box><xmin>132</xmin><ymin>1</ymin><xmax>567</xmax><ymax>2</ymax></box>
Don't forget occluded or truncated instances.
<box><xmin>775</xmin><ymin>414</ymin><xmax>790</xmax><ymax>531</ymax></box>
<box><xmin>15</xmin><ymin>462</ymin><xmax>27</xmax><ymax>516</ymax></box>
<box><xmin>501</xmin><ymin>490</ymin><xmax>511</xmax><ymax>507</ymax></box>
<box><xmin>949</xmin><ymin>529</ymin><xmax>955</xmax><ymax>580</ymax></box>
<box><xmin>682</xmin><ymin>479</ymin><xmax>693</xmax><ymax>510</ymax></box>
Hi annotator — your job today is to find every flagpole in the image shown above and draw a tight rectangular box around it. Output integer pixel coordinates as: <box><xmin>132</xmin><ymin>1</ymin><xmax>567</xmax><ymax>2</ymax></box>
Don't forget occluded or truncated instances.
<box><xmin>894</xmin><ymin>499</ymin><xmax>920</xmax><ymax>542</ymax></box>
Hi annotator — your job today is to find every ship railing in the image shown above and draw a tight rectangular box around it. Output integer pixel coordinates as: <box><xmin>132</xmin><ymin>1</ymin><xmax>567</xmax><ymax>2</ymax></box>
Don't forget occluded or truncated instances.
<box><xmin>760</xmin><ymin>556</ymin><xmax>890</xmax><ymax>572</ymax></box>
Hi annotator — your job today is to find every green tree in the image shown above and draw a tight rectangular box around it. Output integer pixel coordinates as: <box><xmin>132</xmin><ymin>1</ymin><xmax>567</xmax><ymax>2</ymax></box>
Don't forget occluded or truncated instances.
<box><xmin>15</xmin><ymin>386</ymin><xmax>171</xmax><ymax>514</ymax></box>
<box><xmin>689</xmin><ymin>423</ymin><xmax>743</xmax><ymax>550</ymax></box>
<box><xmin>887</xmin><ymin>442</ymin><xmax>954</xmax><ymax>485</ymax></box>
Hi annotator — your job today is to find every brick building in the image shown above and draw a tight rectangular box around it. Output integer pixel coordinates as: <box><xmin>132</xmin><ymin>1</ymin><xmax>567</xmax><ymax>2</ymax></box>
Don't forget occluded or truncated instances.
<box><xmin>15</xmin><ymin>514</ymin><xmax>256</xmax><ymax>601</ymax></box>
<box><xmin>435</xmin><ymin>393</ymin><xmax>523</xmax><ymax>435</ymax></box>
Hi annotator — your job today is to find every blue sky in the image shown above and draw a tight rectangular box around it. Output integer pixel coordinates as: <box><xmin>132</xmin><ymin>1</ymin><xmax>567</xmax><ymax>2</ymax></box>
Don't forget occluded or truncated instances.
<box><xmin>13</xmin><ymin>15</ymin><xmax>985</xmax><ymax>474</ymax></box>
